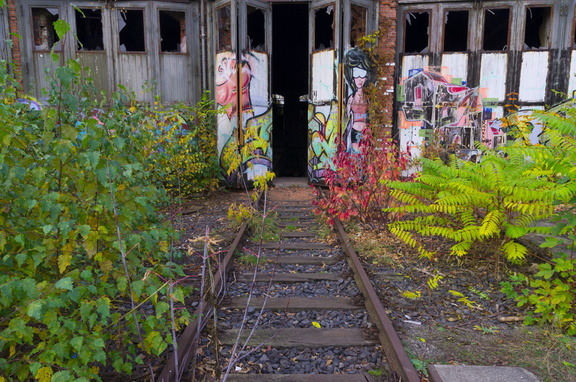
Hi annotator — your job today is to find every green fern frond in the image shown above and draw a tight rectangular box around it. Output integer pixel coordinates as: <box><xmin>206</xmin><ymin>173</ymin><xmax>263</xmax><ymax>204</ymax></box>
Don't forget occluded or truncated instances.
<box><xmin>389</xmin><ymin>188</ymin><xmax>428</xmax><ymax>205</ymax></box>
<box><xmin>428</xmin><ymin>203</ymin><xmax>458</xmax><ymax>214</ymax></box>
<box><xmin>453</xmin><ymin>226</ymin><xmax>481</xmax><ymax>242</ymax></box>
<box><xmin>503</xmin><ymin>223</ymin><xmax>527</xmax><ymax>239</ymax></box>
<box><xmin>459</xmin><ymin>210</ymin><xmax>478</xmax><ymax>227</ymax></box>
<box><xmin>479</xmin><ymin>210</ymin><xmax>504</xmax><ymax>238</ymax></box>
<box><xmin>389</xmin><ymin>226</ymin><xmax>435</xmax><ymax>259</ymax></box>
<box><xmin>524</xmin><ymin>225</ymin><xmax>552</xmax><ymax>235</ymax></box>
<box><xmin>502</xmin><ymin>241</ymin><xmax>528</xmax><ymax>264</ymax></box>
<box><xmin>418</xmin><ymin>225</ymin><xmax>455</xmax><ymax>238</ymax></box>
<box><xmin>450</xmin><ymin>241</ymin><xmax>472</xmax><ymax>256</ymax></box>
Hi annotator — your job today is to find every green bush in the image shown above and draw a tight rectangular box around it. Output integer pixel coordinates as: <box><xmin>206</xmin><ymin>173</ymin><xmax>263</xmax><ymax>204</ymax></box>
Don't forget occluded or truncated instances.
<box><xmin>384</xmin><ymin>150</ymin><xmax>568</xmax><ymax>265</ymax></box>
<box><xmin>140</xmin><ymin>93</ymin><xmax>219</xmax><ymax>196</ymax></box>
<box><xmin>501</xmin><ymin>255</ymin><xmax>575</xmax><ymax>335</ymax></box>
<box><xmin>499</xmin><ymin>100</ymin><xmax>576</xmax><ymax>334</ymax></box>
<box><xmin>0</xmin><ymin>60</ymin><xmax>192</xmax><ymax>381</ymax></box>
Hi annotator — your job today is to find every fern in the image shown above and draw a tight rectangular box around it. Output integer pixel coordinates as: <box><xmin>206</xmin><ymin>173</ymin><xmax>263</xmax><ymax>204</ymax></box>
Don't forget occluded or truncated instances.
<box><xmin>387</xmin><ymin>142</ymin><xmax>576</xmax><ymax>267</ymax></box>
<box><xmin>502</xmin><ymin>241</ymin><xmax>529</xmax><ymax>264</ymax></box>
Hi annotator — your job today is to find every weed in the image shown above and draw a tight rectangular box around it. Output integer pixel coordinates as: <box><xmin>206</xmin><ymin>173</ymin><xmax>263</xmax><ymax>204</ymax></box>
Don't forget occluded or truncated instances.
<box><xmin>237</xmin><ymin>254</ymin><xmax>260</xmax><ymax>266</ymax></box>
<box><xmin>473</xmin><ymin>325</ymin><xmax>500</xmax><ymax>335</ymax></box>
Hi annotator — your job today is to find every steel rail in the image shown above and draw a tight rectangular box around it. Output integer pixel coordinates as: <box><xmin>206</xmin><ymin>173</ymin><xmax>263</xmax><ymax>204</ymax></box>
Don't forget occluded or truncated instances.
<box><xmin>334</xmin><ymin>218</ymin><xmax>421</xmax><ymax>382</ymax></box>
<box><xmin>156</xmin><ymin>220</ymin><xmax>249</xmax><ymax>382</ymax></box>
<box><xmin>158</xmin><ymin>192</ymin><xmax>420</xmax><ymax>382</ymax></box>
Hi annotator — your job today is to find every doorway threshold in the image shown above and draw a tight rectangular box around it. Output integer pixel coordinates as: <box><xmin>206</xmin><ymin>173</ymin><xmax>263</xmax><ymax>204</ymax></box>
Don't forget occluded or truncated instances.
<box><xmin>273</xmin><ymin>177</ymin><xmax>309</xmax><ymax>188</ymax></box>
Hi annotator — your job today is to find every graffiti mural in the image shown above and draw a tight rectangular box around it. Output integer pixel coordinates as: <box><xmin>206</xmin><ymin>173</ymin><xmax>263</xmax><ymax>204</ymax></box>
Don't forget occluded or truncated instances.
<box><xmin>343</xmin><ymin>48</ymin><xmax>376</xmax><ymax>153</ymax></box>
<box><xmin>307</xmin><ymin>47</ymin><xmax>376</xmax><ymax>184</ymax></box>
<box><xmin>398</xmin><ymin>67</ymin><xmax>506</xmax><ymax>159</ymax></box>
<box><xmin>216</xmin><ymin>50</ymin><xmax>272</xmax><ymax>187</ymax></box>
<box><xmin>307</xmin><ymin>101</ymin><xmax>339</xmax><ymax>183</ymax></box>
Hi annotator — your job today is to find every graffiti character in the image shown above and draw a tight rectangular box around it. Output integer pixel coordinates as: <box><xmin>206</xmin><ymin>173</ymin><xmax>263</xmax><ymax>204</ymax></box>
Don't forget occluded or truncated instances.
<box><xmin>307</xmin><ymin>104</ymin><xmax>338</xmax><ymax>183</ymax></box>
<box><xmin>343</xmin><ymin>48</ymin><xmax>375</xmax><ymax>153</ymax></box>
<box><xmin>215</xmin><ymin>53</ymin><xmax>253</xmax><ymax>119</ymax></box>
<box><xmin>215</xmin><ymin>51</ymin><xmax>272</xmax><ymax>187</ymax></box>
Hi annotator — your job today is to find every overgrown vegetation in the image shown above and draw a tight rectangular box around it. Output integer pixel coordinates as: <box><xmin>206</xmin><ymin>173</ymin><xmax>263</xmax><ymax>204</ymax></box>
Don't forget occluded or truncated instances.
<box><xmin>0</xmin><ymin>46</ymin><xmax>219</xmax><ymax>380</ymax></box>
<box><xmin>384</xmin><ymin>150</ymin><xmax>564</xmax><ymax>265</ymax></box>
<box><xmin>499</xmin><ymin>101</ymin><xmax>576</xmax><ymax>335</ymax></box>
<box><xmin>141</xmin><ymin>94</ymin><xmax>220</xmax><ymax>196</ymax></box>
<box><xmin>313</xmin><ymin>133</ymin><xmax>410</xmax><ymax>228</ymax></box>
<box><xmin>313</xmin><ymin>45</ymin><xmax>576</xmax><ymax>339</ymax></box>
<box><xmin>382</xmin><ymin>100</ymin><xmax>576</xmax><ymax>335</ymax></box>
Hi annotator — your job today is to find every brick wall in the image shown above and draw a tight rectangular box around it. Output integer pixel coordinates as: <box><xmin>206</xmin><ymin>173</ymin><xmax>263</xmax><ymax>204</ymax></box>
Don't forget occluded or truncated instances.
<box><xmin>7</xmin><ymin>0</ymin><xmax>23</xmax><ymax>91</ymax></box>
<box><xmin>372</xmin><ymin>0</ymin><xmax>398</xmax><ymax>142</ymax></box>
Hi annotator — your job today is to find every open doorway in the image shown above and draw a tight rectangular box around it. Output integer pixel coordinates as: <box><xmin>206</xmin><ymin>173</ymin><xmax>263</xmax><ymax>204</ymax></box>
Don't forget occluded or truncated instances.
<box><xmin>272</xmin><ymin>4</ymin><xmax>309</xmax><ymax>177</ymax></box>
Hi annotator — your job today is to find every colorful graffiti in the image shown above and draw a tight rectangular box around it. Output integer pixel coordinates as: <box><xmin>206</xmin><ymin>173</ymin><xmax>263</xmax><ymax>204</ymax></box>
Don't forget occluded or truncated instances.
<box><xmin>216</xmin><ymin>50</ymin><xmax>272</xmax><ymax>187</ymax></box>
<box><xmin>307</xmin><ymin>47</ymin><xmax>376</xmax><ymax>184</ymax></box>
<box><xmin>307</xmin><ymin>101</ymin><xmax>339</xmax><ymax>183</ymax></box>
<box><xmin>343</xmin><ymin>48</ymin><xmax>375</xmax><ymax>153</ymax></box>
<box><xmin>398</xmin><ymin>67</ymin><xmax>506</xmax><ymax>159</ymax></box>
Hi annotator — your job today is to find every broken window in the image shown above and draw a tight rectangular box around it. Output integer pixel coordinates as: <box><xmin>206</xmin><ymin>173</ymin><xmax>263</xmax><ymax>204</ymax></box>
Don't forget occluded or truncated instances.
<box><xmin>314</xmin><ymin>5</ymin><xmax>334</xmax><ymax>51</ymax></box>
<box><xmin>160</xmin><ymin>11</ymin><xmax>186</xmax><ymax>53</ymax></box>
<box><xmin>483</xmin><ymin>8</ymin><xmax>510</xmax><ymax>51</ymax></box>
<box><xmin>32</xmin><ymin>8</ymin><xmax>60</xmax><ymax>51</ymax></box>
<box><xmin>350</xmin><ymin>5</ymin><xmax>367</xmax><ymax>47</ymax></box>
<box><xmin>118</xmin><ymin>9</ymin><xmax>145</xmax><ymax>52</ymax></box>
<box><xmin>247</xmin><ymin>6</ymin><xmax>265</xmax><ymax>51</ymax></box>
<box><xmin>75</xmin><ymin>8</ymin><xmax>104</xmax><ymax>51</ymax></box>
<box><xmin>524</xmin><ymin>7</ymin><xmax>551</xmax><ymax>49</ymax></box>
<box><xmin>217</xmin><ymin>5</ymin><xmax>232</xmax><ymax>52</ymax></box>
<box><xmin>444</xmin><ymin>10</ymin><xmax>468</xmax><ymax>52</ymax></box>
<box><xmin>404</xmin><ymin>11</ymin><xmax>429</xmax><ymax>54</ymax></box>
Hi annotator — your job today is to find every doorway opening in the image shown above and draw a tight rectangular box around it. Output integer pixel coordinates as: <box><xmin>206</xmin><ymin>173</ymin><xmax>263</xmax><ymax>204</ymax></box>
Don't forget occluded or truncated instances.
<box><xmin>272</xmin><ymin>3</ymin><xmax>309</xmax><ymax>177</ymax></box>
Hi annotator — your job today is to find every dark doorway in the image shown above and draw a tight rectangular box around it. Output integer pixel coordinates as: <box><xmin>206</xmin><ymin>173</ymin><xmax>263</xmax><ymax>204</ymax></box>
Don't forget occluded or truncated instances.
<box><xmin>272</xmin><ymin>4</ymin><xmax>309</xmax><ymax>177</ymax></box>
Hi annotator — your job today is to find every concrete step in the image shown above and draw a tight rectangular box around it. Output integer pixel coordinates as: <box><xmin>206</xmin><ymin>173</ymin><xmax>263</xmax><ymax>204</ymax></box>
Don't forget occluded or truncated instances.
<box><xmin>428</xmin><ymin>365</ymin><xmax>540</xmax><ymax>382</ymax></box>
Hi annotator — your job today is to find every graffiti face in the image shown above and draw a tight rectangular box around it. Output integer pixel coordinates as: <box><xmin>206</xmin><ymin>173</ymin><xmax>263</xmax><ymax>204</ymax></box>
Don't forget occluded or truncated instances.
<box><xmin>215</xmin><ymin>53</ymin><xmax>253</xmax><ymax>119</ymax></box>
<box><xmin>215</xmin><ymin>51</ymin><xmax>272</xmax><ymax>187</ymax></box>
<box><xmin>343</xmin><ymin>48</ymin><xmax>375</xmax><ymax>153</ymax></box>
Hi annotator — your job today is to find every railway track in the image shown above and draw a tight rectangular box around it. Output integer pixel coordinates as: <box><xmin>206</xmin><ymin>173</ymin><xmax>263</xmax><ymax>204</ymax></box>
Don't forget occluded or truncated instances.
<box><xmin>158</xmin><ymin>188</ymin><xmax>420</xmax><ymax>382</ymax></box>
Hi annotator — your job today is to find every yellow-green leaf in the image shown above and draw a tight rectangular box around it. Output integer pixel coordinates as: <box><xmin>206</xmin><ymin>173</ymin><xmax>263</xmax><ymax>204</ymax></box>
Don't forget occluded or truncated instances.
<box><xmin>35</xmin><ymin>366</ymin><xmax>53</xmax><ymax>382</ymax></box>
<box><xmin>311</xmin><ymin>321</ymin><xmax>321</xmax><ymax>328</ymax></box>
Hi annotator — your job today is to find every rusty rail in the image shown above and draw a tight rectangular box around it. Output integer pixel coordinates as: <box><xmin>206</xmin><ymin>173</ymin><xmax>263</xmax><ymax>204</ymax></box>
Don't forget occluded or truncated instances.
<box><xmin>334</xmin><ymin>218</ymin><xmax>421</xmax><ymax>382</ymax></box>
<box><xmin>156</xmin><ymin>220</ymin><xmax>249</xmax><ymax>382</ymax></box>
<box><xmin>157</xmin><ymin>191</ymin><xmax>420</xmax><ymax>381</ymax></box>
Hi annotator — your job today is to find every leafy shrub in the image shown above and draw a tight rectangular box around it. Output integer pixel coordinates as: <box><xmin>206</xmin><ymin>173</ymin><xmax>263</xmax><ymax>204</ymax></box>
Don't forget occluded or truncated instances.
<box><xmin>501</xmin><ymin>255</ymin><xmax>576</xmax><ymax>335</ymax></box>
<box><xmin>141</xmin><ymin>93</ymin><xmax>219</xmax><ymax>196</ymax></box>
<box><xmin>499</xmin><ymin>100</ymin><xmax>576</xmax><ymax>334</ymax></box>
<box><xmin>385</xmin><ymin>150</ymin><xmax>573</xmax><ymax>265</ymax></box>
<box><xmin>0</xmin><ymin>60</ymin><xmax>191</xmax><ymax>380</ymax></box>
<box><xmin>314</xmin><ymin>132</ymin><xmax>410</xmax><ymax>228</ymax></box>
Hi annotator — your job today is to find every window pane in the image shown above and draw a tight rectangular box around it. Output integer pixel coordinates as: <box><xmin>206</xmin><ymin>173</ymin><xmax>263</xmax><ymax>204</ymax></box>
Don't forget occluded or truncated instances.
<box><xmin>160</xmin><ymin>11</ymin><xmax>186</xmax><ymax>53</ymax></box>
<box><xmin>118</xmin><ymin>9</ymin><xmax>145</xmax><ymax>52</ymax></box>
<box><xmin>217</xmin><ymin>6</ymin><xmax>232</xmax><ymax>52</ymax></box>
<box><xmin>524</xmin><ymin>7</ymin><xmax>551</xmax><ymax>49</ymax></box>
<box><xmin>405</xmin><ymin>12</ymin><xmax>429</xmax><ymax>54</ymax></box>
<box><xmin>247</xmin><ymin>6</ymin><xmax>265</xmax><ymax>51</ymax></box>
<box><xmin>314</xmin><ymin>5</ymin><xmax>334</xmax><ymax>51</ymax></box>
<box><xmin>483</xmin><ymin>9</ymin><xmax>509</xmax><ymax>51</ymax></box>
<box><xmin>350</xmin><ymin>5</ymin><xmax>367</xmax><ymax>47</ymax></box>
<box><xmin>32</xmin><ymin>8</ymin><xmax>60</xmax><ymax>51</ymax></box>
<box><xmin>76</xmin><ymin>8</ymin><xmax>104</xmax><ymax>51</ymax></box>
<box><xmin>444</xmin><ymin>10</ymin><xmax>468</xmax><ymax>52</ymax></box>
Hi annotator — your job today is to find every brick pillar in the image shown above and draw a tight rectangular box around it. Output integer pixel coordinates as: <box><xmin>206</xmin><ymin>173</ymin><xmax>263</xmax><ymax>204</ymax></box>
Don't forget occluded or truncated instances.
<box><xmin>7</xmin><ymin>0</ymin><xmax>23</xmax><ymax>91</ymax></box>
<box><xmin>371</xmin><ymin>0</ymin><xmax>397</xmax><ymax>143</ymax></box>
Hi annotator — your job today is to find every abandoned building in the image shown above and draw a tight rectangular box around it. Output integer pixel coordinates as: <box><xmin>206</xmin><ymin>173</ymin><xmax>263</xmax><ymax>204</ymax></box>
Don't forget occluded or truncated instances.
<box><xmin>1</xmin><ymin>0</ymin><xmax>575</xmax><ymax>184</ymax></box>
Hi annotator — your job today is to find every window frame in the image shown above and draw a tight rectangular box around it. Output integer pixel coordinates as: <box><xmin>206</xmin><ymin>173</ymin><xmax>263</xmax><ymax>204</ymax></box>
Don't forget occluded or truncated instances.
<box><xmin>158</xmin><ymin>8</ymin><xmax>188</xmax><ymax>55</ymax></box>
<box><xmin>117</xmin><ymin>8</ymin><xmax>147</xmax><ymax>54</ymax></box>
<box><xmin>481</xmin><ymin>7</ymin><xmax>512</xmax><ymax>53</ymax></box>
